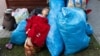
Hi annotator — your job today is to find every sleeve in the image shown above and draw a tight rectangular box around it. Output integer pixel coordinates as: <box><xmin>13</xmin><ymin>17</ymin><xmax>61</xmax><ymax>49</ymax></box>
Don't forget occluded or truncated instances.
<box><xmin>26</xmin><ymin>18</ymin><xmax>32</xmax><ymax>31</ymax></box>
<box><xmin>27</xmin><ymin>24</ymin><xmax>37</xmax><ymax>38</ymax></box>
<box><xmin>26</xmin><ymin>16</ymin><xmax>35</xmax><ymax>31</ymax></box>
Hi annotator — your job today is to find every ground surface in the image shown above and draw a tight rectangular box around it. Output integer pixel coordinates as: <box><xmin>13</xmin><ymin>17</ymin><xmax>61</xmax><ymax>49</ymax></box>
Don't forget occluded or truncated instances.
<box><xmin>0</xmin><ymin>17</ymin><xmax>11</xmax><ymax>38</ymax></box>
<box><xmin>88</xmin><ymin>0</ymin><xmax>100</xmax><ymax>44</ymax></box>
<box><xmin>0</xmin><ymin>35</ymin><xmax>100</xmax><ymax>56</ymax></box>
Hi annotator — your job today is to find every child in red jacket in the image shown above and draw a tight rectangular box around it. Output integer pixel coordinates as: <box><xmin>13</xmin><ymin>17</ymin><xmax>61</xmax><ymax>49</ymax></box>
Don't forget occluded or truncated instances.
<box><xmin>24</xmin><ymin>7</ymin><xmax>50</xmax><ymax>56</ymax></box>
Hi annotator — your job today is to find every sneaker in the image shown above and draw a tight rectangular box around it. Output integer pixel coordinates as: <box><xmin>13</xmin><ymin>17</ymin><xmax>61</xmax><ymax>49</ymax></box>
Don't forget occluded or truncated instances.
<box><xmin>5</xmin><ymin>43</ymin><xmax>13</xmax><ymax>49</ymax></box>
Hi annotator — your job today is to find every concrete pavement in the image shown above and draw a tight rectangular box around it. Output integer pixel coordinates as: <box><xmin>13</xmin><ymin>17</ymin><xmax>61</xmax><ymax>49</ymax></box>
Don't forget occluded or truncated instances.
<box><xmin>0</xmin><ymin>17</ymin><xmax>11</xmax><ymax>38</ymax></box>
<box><xmin>88</xmin><ymin>0</ymin><xmax>100</xmax><ymax>44</ymax></box>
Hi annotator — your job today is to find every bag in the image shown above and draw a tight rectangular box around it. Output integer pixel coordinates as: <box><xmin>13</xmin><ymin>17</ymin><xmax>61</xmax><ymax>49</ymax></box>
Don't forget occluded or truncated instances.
<box><xmin>15</xmin><ymin>19</ymin><xmax>27</xmax><ymax>32</ymax></box>
<box><xmin>12</xmin><ymin>8</ymin><xmax>29</xmax><ymax>24</ymax></box>
<box><xmin>86</xmin><ymin>23</ymin><xmax>93</xmax><ymax>35</ymax></box>
<box><xmin>10</xmin><ymin>19</ymin><xmax>27</xmax><ymax>45</ymax></box>
<box><xmin>46</xmin><ymin>0</ymin><xmax>64</xmax><ymax>56</ymax></box>
<box><xmin>67</xmin><ymin>0</ymin><xmax>86</xmax><ymax>9</ymax></box>
<box><xmin>11</xmin><ymin>31</ymin><xmax>27</xmax><ymax>45</ymax></box>
<box><xmin>2</xmin><ymin>9</ymin><xmax>16</xmax><ymax>31</ymax></box>
<box><xmin>57</xmin><ymin>7</ymin><xmax>92</xmax><ymax>55</ymax></box>
<box><xmin>49</xmin><ymin>0</ymin><xmax>65</xmax><ymax>11</ymax></box>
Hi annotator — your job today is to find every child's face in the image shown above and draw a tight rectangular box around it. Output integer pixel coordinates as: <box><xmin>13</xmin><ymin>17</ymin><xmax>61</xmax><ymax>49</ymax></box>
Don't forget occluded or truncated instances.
<box><xmin>42</xmin><ymin>8</ymin><xmax>49</xmax><ymax>17</ymax></box>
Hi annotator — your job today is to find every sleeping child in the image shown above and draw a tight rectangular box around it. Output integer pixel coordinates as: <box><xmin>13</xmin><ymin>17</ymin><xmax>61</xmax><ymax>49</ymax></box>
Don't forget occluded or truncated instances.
<box><xmin>24</xmin><ymin>7</ymin><xmax>50</xmax><ymax>56</ymax></box>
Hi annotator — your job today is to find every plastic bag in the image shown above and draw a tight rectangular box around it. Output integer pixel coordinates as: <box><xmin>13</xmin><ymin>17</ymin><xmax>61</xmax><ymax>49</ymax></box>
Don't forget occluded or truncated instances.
<box><xmin>46</xmin><ymin>0</ymin><xmax>64</xmax><ymax>56</ymax></box>
<box><xmin>57</xmin><ymin>7</ymin><xmax>92</xmax><ymax>55</ymax></box>
<box><xmin>12</xmin><ymin>8</ymin><xmax>29</xmax><ymax>24</ymax></box>
<box><xmin>11</xmin><ymin>31</ymin><xmax>27</xmax><ymax>45</ymax></box>
<box><xmin>49</xmin><ymin>0</ymin><xmax>65</xmax><ymax>11</ymax></box>
<box><xmin>86</xmin><ymin>23</ymin><xmax>93</xmax><ymax>35</ymax></box>
<box><xmin>10</xmin><ymin>19</ymin><xmax>27</xmax><ymax>45</ymax></box>
<box><xmin>66</xmin><ymin>0</ymin><xmax>86</xmax><ymax>9</ymax></box>
<box><xmin>15</xmin><ymin>19</ymin><xmax>27</xmax><ymax>32</ymax></box>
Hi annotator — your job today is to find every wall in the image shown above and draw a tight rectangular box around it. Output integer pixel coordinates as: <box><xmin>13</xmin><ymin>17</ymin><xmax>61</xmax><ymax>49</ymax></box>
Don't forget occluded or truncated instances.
<box><xmin>0</xmin><ymin>0</ymin><xmax>7</xmax><ymax>18</ymax></box>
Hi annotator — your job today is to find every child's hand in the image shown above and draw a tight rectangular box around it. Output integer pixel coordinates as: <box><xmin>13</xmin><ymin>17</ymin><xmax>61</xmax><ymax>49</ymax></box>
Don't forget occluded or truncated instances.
<box><xmin>25</xmin><ymin>38</ymin><xmax>33</xmax><ymax>47</ymax></box>
<box><xmin>26</xmin><ymin>29</ymin><xmax>31</xmax><ymax>34</ymax></box>
<box><xmin>24</xmin><ymin>38</ymin><xmax>35</xmax><ymax>56</ymax></box>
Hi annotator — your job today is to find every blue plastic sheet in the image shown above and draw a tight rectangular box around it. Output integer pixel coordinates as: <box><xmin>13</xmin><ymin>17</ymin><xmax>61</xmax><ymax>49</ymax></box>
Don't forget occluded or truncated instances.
<box><xmin>46</xmin><ymin>0</ymin><xmax>64</xmax><ymax>56</ymax></box>
<box><xmin>57</xmin><ymin>7</ymin><xmax>92</xmax><ymax>55</ymax></box>
<box><xmin>11</xmin><ymin>31</ymin><xmax>27</xmax><ymax>45</ymax></box>
<box><xmin>86</xmin><ymin>23</ymin><xmax>93</xmax><ymax>35</ymax></box>
<box><xmin>11</xmin><ymin>19</ymin><xmax>27</xmax><ymax>45</ymax></box>
<box><xmin>15</xmin><ymin>19</ymin><xmax>27</xmax><ymax>32</ymax></box>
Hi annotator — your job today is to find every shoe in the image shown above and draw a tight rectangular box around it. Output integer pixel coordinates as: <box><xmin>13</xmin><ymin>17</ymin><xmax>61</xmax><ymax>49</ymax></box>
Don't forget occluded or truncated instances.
<box><xmin>86</xmin><ymin>9</ymin><xmax>92</xmax><ymax>14</ymax></box>
<box><xmin>5</xmin><ymin>43</ymin><xmax>13</xmax><ymax>49</ymax></box>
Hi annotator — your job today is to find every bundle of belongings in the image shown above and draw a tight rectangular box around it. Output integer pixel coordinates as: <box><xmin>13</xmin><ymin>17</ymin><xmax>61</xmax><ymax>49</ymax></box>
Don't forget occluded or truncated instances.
<box><xmin>67</xmin><ymin>0</ymin><xmax>87</xmax><ymax>9</ymax></box>
<box><xmin>2</xmin><ymin>9</ymin><xmax>16</xmax><ymax>31</ymax></box>
<box><xmin>12</xmin><ymin>8</ymin><xmax>29</xmax><ymax>24</ymax></box>
<box><xmin>67</xmin><ymin>0</ymin><xmax>92</xmax><ymax>14</ymax></box>
<box><xmin>46</xmin><ymin>0</ymin><xmax>93</xmax><ymax>56</ymax></box>
<box><xmin>10</xmin><ymin>19</ymin><xmax>27</xmax><ymax>45</ymax></box>
<box><xmin>46</xmin><ymin>0</ymin><xmax>65</xmax><ymax>56</ymax></box>
<box><xmin>10</xmin><ymin>8</ymin><xmax>29</xmax><ymax>45</ymax></box>
<box><xmin>57</xmin><ymin>7</ymin><xmax>93</xmax><ymax>55</ymax></box>
<box><xmin>2</xmin><ymin>8</ymin><xmax>29</xmax><ymax>31</ymax></box>
<box><xmin>5</xmin><ymin>8</ymin><xmax>29</xmax><ymax>49</ymax></box>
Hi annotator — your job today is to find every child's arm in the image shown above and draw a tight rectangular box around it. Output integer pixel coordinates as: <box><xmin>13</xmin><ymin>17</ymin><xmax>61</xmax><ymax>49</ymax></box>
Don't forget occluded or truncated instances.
<box><xmin>27</xmin><ymin>24</ymin><xmax>37</xmax><ymax>38</ymax></box>
<box><xmin>26</xmin><ymin>16</ymin><xmax>36</xmax><ymax>34</ymax></box>
<box><xmin>26</xmin><ymin>29</ymin><xmax>31</xmax><ymax>34</ymax></box>
<box><xmin>26</xmin><ymin>18</ymin><xmax>32</xmax><ymax>32</ymax></box>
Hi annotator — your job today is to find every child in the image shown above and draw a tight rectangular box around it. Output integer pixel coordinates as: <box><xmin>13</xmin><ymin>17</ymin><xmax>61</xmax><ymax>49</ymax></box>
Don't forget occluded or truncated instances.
<box><xmin>5</xmin><ymin>8</ymin><xmax>43</xmax><ymax>50</ymax></box>
<box><xmin>24</xmin><ymin>7</ymin><xmax>50</xmax><ymax>56</ymax></box>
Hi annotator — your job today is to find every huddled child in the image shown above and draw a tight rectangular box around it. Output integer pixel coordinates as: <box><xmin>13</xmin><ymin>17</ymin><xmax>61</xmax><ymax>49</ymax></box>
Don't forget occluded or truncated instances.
<box><xmin>24</xmin><ymin>7</ymin><xmax>50</xmax><ymax>56</ymax></box>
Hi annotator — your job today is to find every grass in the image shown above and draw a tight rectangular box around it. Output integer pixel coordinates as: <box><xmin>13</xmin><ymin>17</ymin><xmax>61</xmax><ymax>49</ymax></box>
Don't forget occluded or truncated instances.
<box><xmin>0</xmin><ymin>35</ymin><xmax>100</xmax><ymax>56</ymax></box>
<box><xmin>75</xmin><ymin>35</ymin><xmax>100</xmax><ymax>56</ymax></box>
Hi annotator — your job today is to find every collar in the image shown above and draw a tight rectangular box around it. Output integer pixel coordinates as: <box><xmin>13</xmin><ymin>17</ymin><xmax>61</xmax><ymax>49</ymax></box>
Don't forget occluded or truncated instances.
<box><xmin>38</xmin><ymin>14</ymin><xmax>44</xmax><ymax>17</ymax></box>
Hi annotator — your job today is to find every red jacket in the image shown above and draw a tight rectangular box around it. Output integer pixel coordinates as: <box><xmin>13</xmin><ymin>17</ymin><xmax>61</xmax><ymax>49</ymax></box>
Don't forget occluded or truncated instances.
<box><xmin>26</xmin><ymin>16</ymin><xmax>50</xmax><ymax>48</ymax></box>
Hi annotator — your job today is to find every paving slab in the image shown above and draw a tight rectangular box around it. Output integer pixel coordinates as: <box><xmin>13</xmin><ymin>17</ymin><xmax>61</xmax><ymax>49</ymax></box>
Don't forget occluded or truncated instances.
<box><xmin>88</xmin><ymin>0</ymin><xmax>100</xmax><ymax>44</ymax></box>
<box><xmin>0</xmin><ymin>17</ymin><xmax>11</xmax><ymax>38</ymax></box>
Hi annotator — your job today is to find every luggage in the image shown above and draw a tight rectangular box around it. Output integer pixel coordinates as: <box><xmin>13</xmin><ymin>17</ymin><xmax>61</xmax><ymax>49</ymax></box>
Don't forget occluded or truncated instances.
<box><xmin>46</xmin><ymin>0</ymin><xmax>64</xmax><ymax>56</ymax></box>
<box><xmin>57</xmin><ymin>7</ymin><xmax>92</xmax><ymax>55</ymax></box>
<box><xmin>11</xmin><ymin>19</ymin><xmax>27</xmax><ymax>45</ymax></box>
<box><xmin>12</xmin><ymin>8</ymin><xmax>29</xmax><ymax>24</ymax></box>
<box><xmin>67</xmin><ymin>0</ymin><xmax>87</xmax><ymax>9</ymax></box>
<box><xmin>2</xmin><ymin>9</ymin><xmax>16</xmax><ymax>31</ymax></box>
<box><xmin>11</xmin><ymin>31</ymin><xmax>27</xmax><ymax>45</ymax></box>
<box><xmin>66</xmin><ymin>0</ymin><xmax>92</xmax><ymax>14</ymax></box>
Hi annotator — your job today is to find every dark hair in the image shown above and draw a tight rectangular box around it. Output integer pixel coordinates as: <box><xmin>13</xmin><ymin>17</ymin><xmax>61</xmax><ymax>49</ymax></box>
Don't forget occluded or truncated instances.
<box><xmin>29</xmin><ymin>7</ymin><xmax>42</xmax><ymax>17</ymax></box>
<box><xmin>29</xmin><ymin>7</ymin><xmax>49</xmax><ymax>17</ymax></box>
